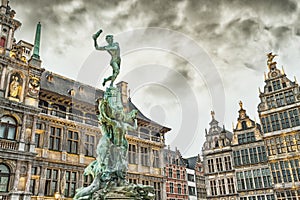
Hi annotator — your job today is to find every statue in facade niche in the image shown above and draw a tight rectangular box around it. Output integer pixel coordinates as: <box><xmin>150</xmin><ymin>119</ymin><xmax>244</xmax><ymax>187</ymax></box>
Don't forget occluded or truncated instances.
<box><xmin>73</xmin><ymin>30</ymin><xmax>155</xmax><ymax>200</ymax></box>
<box><xmin>9</xmin><ymin>74</ymin><xmax>21</xmax><ymax>98</ymax></box>
<box><xmin>93</xmin><ymin>29</ymin><xmax>120</xmax><ymax>87</ymax></box>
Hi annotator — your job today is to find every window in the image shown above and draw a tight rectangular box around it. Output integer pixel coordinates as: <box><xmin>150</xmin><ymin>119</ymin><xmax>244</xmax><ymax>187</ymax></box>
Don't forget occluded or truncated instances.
<box><xmin>272</xmin><ymin>80</ymin><xmax>281</xmax><ymax>91</ymax></box>
<box><xmin>83</xmin><ymin>174</ymin><xmax>93</xmax><ymax>187</ymax></box>
<box><xmin>128</xmin><ymin>144</ymin><xmax>137</xmax><ymax>164</ymax></box>
<box><xmin>210</xmin><ymin>180</ymin><xmax>217</xmax><ymax>195</ymax></box>
<box><xmin>0</xmin><ymin>164</ymin><xmax>10</xmax><ymax>192</ymax></box>
<box><xmin>45</xmin><ymin>169</ymin><xmax>58</xmax><ymax>196</ymax></box>
<box><xmin>153</xmin><ymin>150</ymin><xmax>159</xmax><ymax>168</ymax></box>
<box><xmin>177</xmin><ymin>184</ymin><xmax>181</xmax><ymax>194</ymax></box>
<box><xmin>228</xmin><ymin>177</ymin><xmax>235</xmax><ymax>193</ymax></box>
<box><xmin>35</xmin><ymin>133</ymin><xmax>42</xmax><ymax>148</ymax></box>
<box><xmin>29</xmin><ymin>179</ymin><xmax>37</xmax><ymax>195</ymax></box>
<box><xmin>140</xmin><ymin>147</ymin><xmax>149</xmax><ymax>166</ymax></box>
<box><xmin>218</xmin><ymin>179</ymin><xmax>226</xmax><ymax>195</ymax></box>
<box><xmin>0</xmin><ymin>116</ymin><xmax>17</xmax><ymax>140</ymax></box>
<box><xmin>170</xmin><ymin>183</ymin><xmax>174</xmax><ymax>193</ymax></box>
<box><xmin>153</xmin><ymin>182</ymin><xmax>161</xmax><ymax>200</ymax></box>
<box><xmin>64</xmin><ymin>171</ymin><xmax>77</xmax><ymax>197</ymax></box>
<box><xmin>67</xmin><ymin>130</ymin><xmax>78</xmax><ymax>154</ymax></box>
<box><xmin>216</xmin><ymin>157</ymin><xmax>223</xmax><ymax>171</ymax></box>
<box><xmin>208</xmin><ymin>159</ymin><xmax>214</xmax><ymax>173</ymax></box>
<box><xmin>285</xmin><ymin>90</ymin><xmax>295</xmax><ymax>104</ymax></box>
<box><xmin>188</xmin><ymin>186</ymin><xmax>196</xmax><ymax>196</ymax></box>
<box><xmin>84</xmin><ymin>135</ymin><xmax>95</xmax><ymax>156</ymax></box>
<box><xmin>168</xmin><ymin>168</ymin><xmax>172</xmax><ymax>178</ymax></box>
<box><xmin>224</xmin><ymin>156</ymin><xmax>232</xmax><ymax>170</ymax></box>
<box><xmin>49</xmin><ymin>127</ymin><xmax>61</xmax><ymax>151</ymax></box>
<box><xmin>176</xmin><ymin>170</ymin><xmax>180</xmax><ymax>179</ymax></box>
<box><xmin>233</xmin><ymin>151</ymin><xmax>241</xmax><ymax>166</ymax></box>
<box><xmin>187</xmin><ymin>174</ymin><xmax>195</xmax><ymax>182</ymax></box>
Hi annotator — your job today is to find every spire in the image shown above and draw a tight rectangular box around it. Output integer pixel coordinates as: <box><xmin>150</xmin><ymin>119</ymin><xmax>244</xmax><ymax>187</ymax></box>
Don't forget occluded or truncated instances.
<box><xmin>33</xmin><ymin>22</ymin><xmax>41</xmax><ymax>59</ymax></box>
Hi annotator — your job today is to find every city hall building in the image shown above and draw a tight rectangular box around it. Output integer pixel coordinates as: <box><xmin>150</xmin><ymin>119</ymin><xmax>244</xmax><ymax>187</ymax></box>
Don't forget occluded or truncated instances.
<box><xmin>0</xmin><ymin>1</ymin><xmax>170</xmax><ymax>200</ymax></box>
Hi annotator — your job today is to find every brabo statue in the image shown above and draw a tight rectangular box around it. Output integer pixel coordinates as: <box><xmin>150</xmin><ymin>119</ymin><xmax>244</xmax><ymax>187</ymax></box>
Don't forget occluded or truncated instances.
<box><xmin>93</xmin><ymin>29</ymin><xmax>120</xmax><ymax>87</ymax></box>
<box><xmin>73</xmin><ymin>30</ymin><xmax>155</xmax><ymax>200</ymax></box>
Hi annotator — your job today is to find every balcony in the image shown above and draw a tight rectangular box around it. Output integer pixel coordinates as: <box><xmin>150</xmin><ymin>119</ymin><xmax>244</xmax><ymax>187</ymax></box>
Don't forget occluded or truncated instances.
<box><xmin>127</xmin><ymin>130</ymin><xmax>163</xmax><ymax>143</ymax></box>
<box><xmin>0</xmin><ymin>139</ymin><xmax>18</xmax><ymax>150</ymax></box>
<box><xmin>38</xmin><ymin>106</ymin><xmax>99</xmax><ymax>127</ymax></box>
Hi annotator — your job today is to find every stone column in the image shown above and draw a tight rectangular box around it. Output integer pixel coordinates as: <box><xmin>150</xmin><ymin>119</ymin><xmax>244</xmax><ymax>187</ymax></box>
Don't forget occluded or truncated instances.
<box><xmin>24</xmin><ymin>163</ymin><xmax>32</xmax><ymax>192</ymax></box>
<box><xmin>38</xmin><ymin>166</ymin><xmax>46</xmax><ymax>196</ymax></box>
<box><xmin>78</xmin><ymin>171</ymin><xmax>84</xmax><ymax>189</ymax></box>
<box><xmin>0</xmin><ymin>64</ymin><xmax>6</xmax><ymax>94</ymax></box>
<box><xmin>12</xmin><ymin>160</ymin><xmax>21</xmax><ymax>191</ymax></box>
<box><xmin>62</xmin><ymin>126</ymin><xmax>67</xmax><ymax>161</ymax></box>
<box><xmin>18</xmin><ymin>114</ymin><xmax>27</xmax><ymax>151</ymax></box>
<box><xmin>29</xmin><ymin>116</ymin><xmax>37</xmax><ymax>152</ymax></box>
<box><xmin>149</xmin><ymin>147</ymin><xmax>154</xmax><ymax>174</ymax></box>
<box><xmin>137</xmin><ymin>143</ymin><xmax>141</xmax><ymax>172</ymax></box>
<box><xmin>79</xmin><ymin>130</ymin><xmax>85</xmax><ymax>164</ymax></box>
<box><xmin>42</xmin><ymin>124</ymin><xmax>49</xmax><ymax>158</ymax></box>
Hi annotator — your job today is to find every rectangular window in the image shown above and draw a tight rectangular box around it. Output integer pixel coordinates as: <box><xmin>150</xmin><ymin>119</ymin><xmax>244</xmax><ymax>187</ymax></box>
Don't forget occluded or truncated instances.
<box><xmin>176</xmin><ymin>170</ymin><xmax>180</xmax><ymax>179</ymax></box>
<box><xmin>216</xmin><ymin>157</ymin><xmax>223</xmax><ymax>171</ymax></box>
<box><xmin>218</xmin><ymin>179</ymin><xmax>226</xmax><ymax>195</ymax></box>
<box><xmin>35</xmin><ymin>133</ymin><xmax>41</xmax><ymax>148</ymax></box>
<box><xmin>168</xmin><ymin>168</ymin><xmax>172</xmax><ymax>178</ymax></box>
<box><xmin>187</xmin><ymin>174</ymin><xmax>195</xmax><ymax>182</ymax></box>
<box><xmin>67</xmin><ymin>130</ymin><xmax>78</xmax><ymax>154</ymax></box>
<box><xmin>141</xmin><ymin>147</ymin><xmax>149</xmax><ymax>166</ymax></box>
<box><xmin>177</xmin><ymin>184</ymin><xmax>181</xmax><ymax>194</ymax></box>
<box><xmin>227</xmin><ymin>177</ymin><xmax>235</xmax><ymax>194</ymax></box>
<box><xmin>153</xmin><ymin>150</ymin><xmax>160</xmax><ymax>168</ymax></box>
<box><xmin>49</xmin><ymin>127</ymin><xmax>61</xmax><ymax>151</ymax></box>
<box><xmin>272</xmin><ymin>80</ymin><xmax>281</xmax><ymax>91</ymax></box>
<box><xmin>44</xmin><ymin>169</ymin><xmax>58</xmax><ymax>196</ymax></box>
<box><xmin>208</xmin><ymin>159</ymin><xmax>214</xmax><ymax>173</ymax></box>
<box><xmin>170</xmin><ymin>183</ymin><xmax>174</xmax><ymax>193</ymax></box>
<box><xmin>188</xmin><ymin>186</ymin><xmax>196</xmax><ymax>196</ymax></box>
<box><xmin>128</xmin><ymin>144</ymin><xmax>137</xmax><ymax>164</ymax></box>
<box><xmin>64</xmin><ymin>171</ymin><xmax>77</xmax><ymax>197</ymax></box>
<box><xmin>84</xmin><ymin>135</ymin><xmax>95</xmax><ymax>156</ymax></box>
<box><xmin>224</xmin><ymin>156</ymin><xmax>232</xmax><ymax>170</ymax></box>
<box><xmin>210</xmin><ymin>180</ymin><xmax>217</xmax><ymax>195</ymax></box>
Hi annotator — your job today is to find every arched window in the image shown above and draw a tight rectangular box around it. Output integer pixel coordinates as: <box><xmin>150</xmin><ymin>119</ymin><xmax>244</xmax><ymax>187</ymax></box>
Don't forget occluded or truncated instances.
<box><xmin>0</xmin><ymin>164</ymin><xmax>10</xmax><ymax>192</ymax></box>
<box><xmin>0</xmin><ymin>116</ymin><xmax>17</xmax><ymax>140</ymax></box>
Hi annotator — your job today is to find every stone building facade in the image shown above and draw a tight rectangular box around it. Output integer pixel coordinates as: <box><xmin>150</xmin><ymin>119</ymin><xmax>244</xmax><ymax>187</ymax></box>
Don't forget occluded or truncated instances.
<box><xmin>231</xmin><ymin>102</ymin><xmax>274</xmax><ymax>200</ymax></box>
<box><xmin>0</xmin><ymin>2</ymin><xmax>170</xmax><ymax>200</ymax></box>
<box><xmin>202</xmin><ymin>112</ymin><xmax>237</xmax><ymax>200</ymax></box>
<box><xmin>258</xmin><ymin>55</ymin><xmax>300</xmax><ymax>199</ymax></box>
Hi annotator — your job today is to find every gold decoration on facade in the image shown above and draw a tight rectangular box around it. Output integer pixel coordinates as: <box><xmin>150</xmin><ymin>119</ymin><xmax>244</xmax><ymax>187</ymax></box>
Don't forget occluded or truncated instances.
<box><xmin>267</xmin><ymin>52</ymin><xmax>277</xmax><ymax>70</ymax></box>
<box><xmin>9</xmin><ymin>73</ymin><xmax>22</xmax><ymax>98</ymax></box>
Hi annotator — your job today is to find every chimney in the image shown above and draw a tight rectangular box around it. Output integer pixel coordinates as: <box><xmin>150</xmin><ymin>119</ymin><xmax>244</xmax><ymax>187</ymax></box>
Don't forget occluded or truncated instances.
<box><xmin>116</xmin><ymin>81</ymin><xmax>128</xmax><ymax>109</ymax></box>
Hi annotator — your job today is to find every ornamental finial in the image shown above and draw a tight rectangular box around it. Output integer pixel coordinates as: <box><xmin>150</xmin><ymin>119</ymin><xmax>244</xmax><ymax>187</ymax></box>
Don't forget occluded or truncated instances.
<box><xmin>239</xmin><ymin>101</ymin><xmax>243</xmax><ymax>109</ymax></box>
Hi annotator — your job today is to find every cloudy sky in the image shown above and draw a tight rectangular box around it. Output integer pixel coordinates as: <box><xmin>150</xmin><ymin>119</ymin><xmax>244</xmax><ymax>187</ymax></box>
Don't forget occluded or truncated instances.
<box><xmin>10</xmin><ymin>0</ymin><xmax>300</xmax><ymax>157</ymax></box>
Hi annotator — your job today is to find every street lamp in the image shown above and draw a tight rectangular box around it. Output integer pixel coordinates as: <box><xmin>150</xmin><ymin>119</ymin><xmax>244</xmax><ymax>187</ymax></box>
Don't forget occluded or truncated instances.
<box><xmin>54</xmin><ymin>192</ymin><xmax>61</xmax><ymax>200</ymax></box>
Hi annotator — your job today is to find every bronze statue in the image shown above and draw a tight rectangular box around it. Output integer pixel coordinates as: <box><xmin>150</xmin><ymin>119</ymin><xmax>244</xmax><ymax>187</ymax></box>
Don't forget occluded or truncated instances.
<box><xmin>73</xmin><ymin>30</ymin><xmax>155</xmax><ymax>200</ymax></box>
<box><xmin>93</xmin><ymin>29</ymin><xmax>120</xmax><ymax>87</ymax></box>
